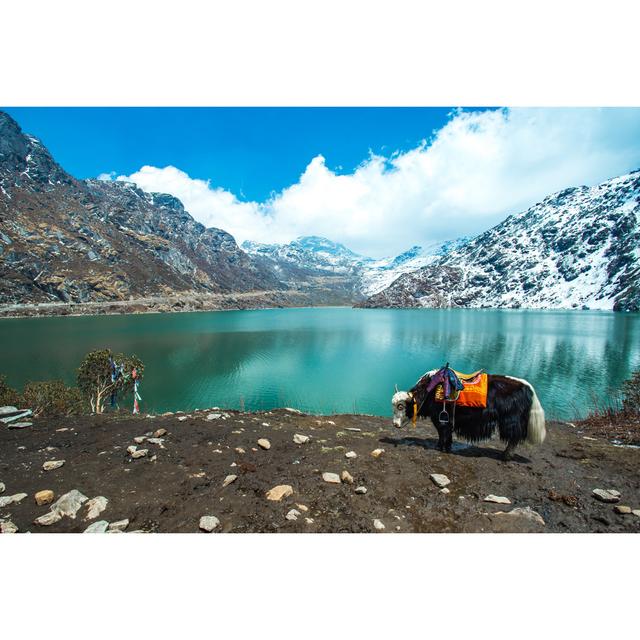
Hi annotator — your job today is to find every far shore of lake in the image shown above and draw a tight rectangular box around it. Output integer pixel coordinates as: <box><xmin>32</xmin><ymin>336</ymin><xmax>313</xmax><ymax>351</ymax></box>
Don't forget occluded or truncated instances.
<box><xmin>0</xmin><ymin>294</ymin><xmax>632</xmax><ymax>320</ymax></box>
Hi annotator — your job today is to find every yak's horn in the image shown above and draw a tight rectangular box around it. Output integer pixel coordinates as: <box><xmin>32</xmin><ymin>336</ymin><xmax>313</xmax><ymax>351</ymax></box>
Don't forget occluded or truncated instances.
<box><xmin>394</xmin><ymin>383</ymin><xmax>399</xmax><ymax>393</ymax></box>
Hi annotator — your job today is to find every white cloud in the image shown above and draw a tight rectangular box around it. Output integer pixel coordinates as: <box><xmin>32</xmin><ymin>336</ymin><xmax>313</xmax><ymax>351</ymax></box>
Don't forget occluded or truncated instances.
<box><xmin>114</xmin><ymin>108</ymin><xmax>640</xmax><ymax>257</ymax></box>
<box><xmin>117</xmin><ymin>165</ymin><xmax>273</xmax><ymax>243</ymax></box>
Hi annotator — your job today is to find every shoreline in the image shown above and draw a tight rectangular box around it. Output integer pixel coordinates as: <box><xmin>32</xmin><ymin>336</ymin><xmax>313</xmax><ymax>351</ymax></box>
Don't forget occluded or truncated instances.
<box><xmin>0</xmin><ymin>291</ymin><xmax>353</xmax><ymax>320</ymax></box>
<box><xmin>0</xmin><ymin>297</ymin><xmax>632</xmax><ymax>319</ymax></box>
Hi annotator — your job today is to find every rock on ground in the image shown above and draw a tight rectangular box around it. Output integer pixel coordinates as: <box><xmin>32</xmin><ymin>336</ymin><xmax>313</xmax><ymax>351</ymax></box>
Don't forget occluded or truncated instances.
<box><xmin>84</xmin><ymin>520</ymin><xmax>109</xmax><ymax>533</ymax></box>
<box><xmin>35</xmin><ymin>490</ymin><xmax>55</xmax><ymax>506</ymax></box>
<box><xmin>153</xmin><ymin>428</ymin><xmax>167</xmax><ymax>438</ymax></box>
<box><xmin>222</xmin><ymin>474</ymin><xmax>238</xmax><ymax>487</ymax></box>
<box><xmin>108</xmin><ymin>519</ymin><xmax>130</xmax><ymax>532</ymax></box>
<box><xmin>592</xmin><ymin>489</ymin><xmax>621</xmax><ymax>503</ymax></box>
<box><xmin>127</xmin><ymin>446</ymin><xmax>149</xmax><ymax>459</ymax></box>
<box><xmin>286</xmin><ymin>509</ymin><xmax>301</xmax><ymax>521</ymax></box>
<box><xmin>341</xmin><ymin>470</ymin><xmax>354</xmax><ymax>484</ymax></box>
<box><xmin>484</xmin><ymin>494</ymin><xmax>511</xmax><ymax>504</ymax></box>
<box><xmin>0</xmin><ymin>493</ymin><xmax>27</xmax><ymax>508</ymax></box>
<box><xmin>265</xmin><ymin>485</ymin><xmax>294</xmax><ymax>501</ymax></box>
<box><xmin>199</xmin><ymin>515</ymin><xmax>220</xmax><ymax>532</ymax></box>
<box><xmin>0</xmin><ymin>482</ymin><xmax>4</xmax><ymax>494</ymax></box>
<box><xmin>1</xmin><ymin>410</ymin><xmax>32</xmax><ymax>424</ymax></box>
<box><xmin>8</xmin><ymin>422</ymin><xmax>32</xmax><ymax>429</ymax></box>
<box><xmin>614</xmin><ymin>505</ymin><xmax>632</xmax><ymax>514</ymax></box>
<box><xmin>430</xmin><ymin>473</ymin><xmax>451</xmax><ymax>488</ymax></box>
<box><xmin>355</xmin><ymin>486</ymin><xmax>367</xmax><ymax>494</ymax></box>
<box><xmin>34</xmin><ymin>510</ymin><xmax>63</xmax><ymax>526</ymax></box>
<box><xmin>373</xmin><ymin>519</ymin><xmax>385</xmax><ymax>530</ymax></box>
<box><xmin>51</xmin><ymin>489</ymin><xmax>88</xmax><ymax>519</ymax></box>
<box><xmin>257</xmin><ymin>438</ymin><xmax>271</xmax><ymax>450</ymax></box>
<box><xmin>1</xmin><ymin>519</ymin><xmax>19</xmax><ymax>533</ymax></box>
<box><xmin>371</xmin><ymin>449</ymin><xmax>385</xmax><ymax>458</ymax></box>
<box><xmin>494</xmin><ymin>506</ymin><xmax>546</xmax><ymax>526</ymax></box>
<box><xmin>85</xmin><ymin>496</ymin><xmax>109</xmax><ymax>520</ymax></box>
<box><xmin>322</xmin><ymin>472</ymin><xmax>341</xmax><ymax>484</ymax></box>
<box><xmin>42</xmin><ymin>460</ymin><xmax>65</xmax><ymax>471</ymax></box>
<box><xmin>293</xmin><ymin>434</ymin><xmax>310</xmax><ymax>444</ymax></box>
<box><xmin>0</xmin><ymin>406</ymin><xmax>18</xmax><ymax>415</ymax></box>
<box><xmin>345</xmin><ymin>451</ymin><xmax>357</xmax><ymax>459</ymax></box>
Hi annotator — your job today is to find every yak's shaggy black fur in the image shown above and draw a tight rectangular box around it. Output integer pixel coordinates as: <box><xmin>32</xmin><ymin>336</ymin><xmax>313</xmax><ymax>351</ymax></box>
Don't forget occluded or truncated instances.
<box><xmin>407</xmin><ymin>374</ymin><xmax>535</xmax><ymax>458</ymax></box>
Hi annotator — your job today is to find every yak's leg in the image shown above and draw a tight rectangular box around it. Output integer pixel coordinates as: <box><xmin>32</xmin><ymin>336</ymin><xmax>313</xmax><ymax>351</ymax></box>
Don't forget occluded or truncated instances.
<box><xmin>503</xmin><ymin>439</ymin><xmax>518</xmax><ymax>461</ymax></box>
<box><xmin>435</xmin><ymin>424</ymin><xmax>445</xmax><ymax>451</ymax></box>
<box><xmin>444</xmin><ymin>425</ymin><xmax>453</xmax><ymax>453</ymax></box>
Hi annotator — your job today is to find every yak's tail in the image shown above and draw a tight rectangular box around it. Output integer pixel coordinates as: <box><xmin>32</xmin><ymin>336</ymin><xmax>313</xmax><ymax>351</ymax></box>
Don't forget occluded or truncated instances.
<box><xmin>526</xmin><ymin>384</ymin><xmax>546</xmax><ymax>445</ymax></box>
<box><xmin>506</xmin><ymin>376</ymin><xmax>546</xmax><ymax>445</ymax></box>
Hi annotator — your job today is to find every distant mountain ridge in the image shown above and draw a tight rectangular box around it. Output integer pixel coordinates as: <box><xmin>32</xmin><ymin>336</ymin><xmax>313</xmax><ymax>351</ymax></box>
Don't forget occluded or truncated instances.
<box><xmin>241</xmin><ymin>235</ymin><xmax>471</xmax><ymax>298</ymax></box>
<box><xmin>358</xmin><ymin>171</ymin><xmax>640</xmax><ymax>311</ymax></box>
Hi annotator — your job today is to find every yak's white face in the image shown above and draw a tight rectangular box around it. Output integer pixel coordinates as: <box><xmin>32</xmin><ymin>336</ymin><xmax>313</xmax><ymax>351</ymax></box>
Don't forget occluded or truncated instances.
<box><xmin>392</xmin><ymin>391</ymin><xmax>411</xmax><ymax>429</ymax></box>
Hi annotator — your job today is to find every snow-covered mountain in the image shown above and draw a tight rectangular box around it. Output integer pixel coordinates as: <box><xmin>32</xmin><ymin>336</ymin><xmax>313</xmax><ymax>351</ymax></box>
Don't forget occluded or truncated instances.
<box><xmin>243</xmin><ymin>236</ymin><xmax>366</xmax><ymax>274</ymax></box>
<box><xmin>242</xmin><ymin>235</ymin><xmax>470</xmax><ymax>298</ymax></box>
<box><xmin>358</xmin><ymin>171</ymin><xmax>640</xmax><ymax>311</ymax></box>
<box><xmin>358</xmin><ymin>237</ymin><xmax>471</xmax><ymax>296</ymax></box>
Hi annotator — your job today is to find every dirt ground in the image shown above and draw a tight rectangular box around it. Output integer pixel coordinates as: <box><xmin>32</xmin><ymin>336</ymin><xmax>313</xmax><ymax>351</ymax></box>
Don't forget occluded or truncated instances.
<box><xmin>1</xmin><ymin>408</ymin><xmax>639</xmax><ymax>533</ymax></box>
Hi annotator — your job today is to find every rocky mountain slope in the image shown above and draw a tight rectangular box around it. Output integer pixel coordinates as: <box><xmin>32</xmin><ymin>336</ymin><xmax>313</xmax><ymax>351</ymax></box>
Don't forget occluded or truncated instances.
<box><xmin>0</xmin><ymin>111</ymin><xmax>281</xmax><ymax>304</ymax></box>
<box><xmin>359</xmin><ymin>171</ymin><xmax>640</xmax><ymax>311</ymax></box>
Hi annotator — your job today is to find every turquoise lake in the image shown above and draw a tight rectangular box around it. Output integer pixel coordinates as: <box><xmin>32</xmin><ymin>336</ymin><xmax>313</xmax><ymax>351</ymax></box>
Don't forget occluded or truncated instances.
<box><xmin>1</xmin><ymin>307</ymin><xmax>639</xmax><ymax>420</ymax></box>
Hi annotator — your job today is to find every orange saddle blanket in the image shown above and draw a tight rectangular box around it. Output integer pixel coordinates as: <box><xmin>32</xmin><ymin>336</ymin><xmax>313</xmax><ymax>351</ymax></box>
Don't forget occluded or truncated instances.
<box><xmin>434</xmin><ymin>371</ymin><xmax>488</xmax><ymax>408</ymax></box>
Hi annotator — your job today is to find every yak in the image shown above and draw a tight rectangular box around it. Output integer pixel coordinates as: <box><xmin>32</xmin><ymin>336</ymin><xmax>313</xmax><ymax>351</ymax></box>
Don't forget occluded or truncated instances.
<box><xmin>391</xmin><ymin>368</ymin><xmax>546</xmax><ymax>460</ymax></box>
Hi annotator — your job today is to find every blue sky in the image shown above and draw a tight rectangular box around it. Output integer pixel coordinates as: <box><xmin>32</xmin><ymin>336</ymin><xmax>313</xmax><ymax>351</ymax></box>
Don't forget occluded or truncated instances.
<box><xmin>4</xmin><ymin>107</ymin><xmax>640</xmax><ymax>257</ymax></box>
<box><xmin>4</xmin><ymin>107</ymin><xmax>470</xmax><ymax>201</ymax></box>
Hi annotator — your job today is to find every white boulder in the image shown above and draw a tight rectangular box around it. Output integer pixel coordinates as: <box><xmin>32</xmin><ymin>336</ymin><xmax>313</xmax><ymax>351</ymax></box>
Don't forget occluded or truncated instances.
<box><xmin>592</xmin><ymin>489</ymin><xmax>621</xmax><ymax>503</ymax></box>
<box><xmin>430</xmin><ymin>474</ymin><xmax>451</xmax><ymax>488</ymax></box>
<box><xmin>484</xmin><ymin>495</ymin><xmax>511</xmax><ymax>504</ymax></box>
<box><xmin>199</xmin><ymin>515</ymin><xmax>220</xmax><ymax>532</ymax></box>
<box><xmin>42</xmin><ymin>460</ymin><xmax>65</xmax><ymax>471</ymax></box>
<box><xmin>85</xmin><ymin>496</ymin><xmax>109</xmax><ymax>520</ymax></box>
<box><xmin>84</xmin><ymin>520</ymin><xmax>109</xmax><ymax>533</ymax></box>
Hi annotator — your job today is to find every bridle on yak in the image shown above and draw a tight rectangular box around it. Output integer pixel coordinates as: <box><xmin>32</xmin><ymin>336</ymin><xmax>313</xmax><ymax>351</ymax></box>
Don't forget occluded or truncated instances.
<box><xmin>407</xmin><ymin>391</ymin><xmax>419</xmax><ymax>426</ymax></box>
